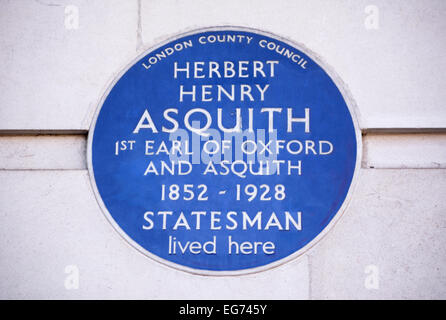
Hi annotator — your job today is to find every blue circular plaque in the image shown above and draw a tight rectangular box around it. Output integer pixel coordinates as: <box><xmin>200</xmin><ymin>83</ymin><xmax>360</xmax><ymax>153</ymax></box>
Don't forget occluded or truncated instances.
<box><xmin>88</xmin><ymin>27</ymin><xmax>361</xmax><ymax>275</ymax></box>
